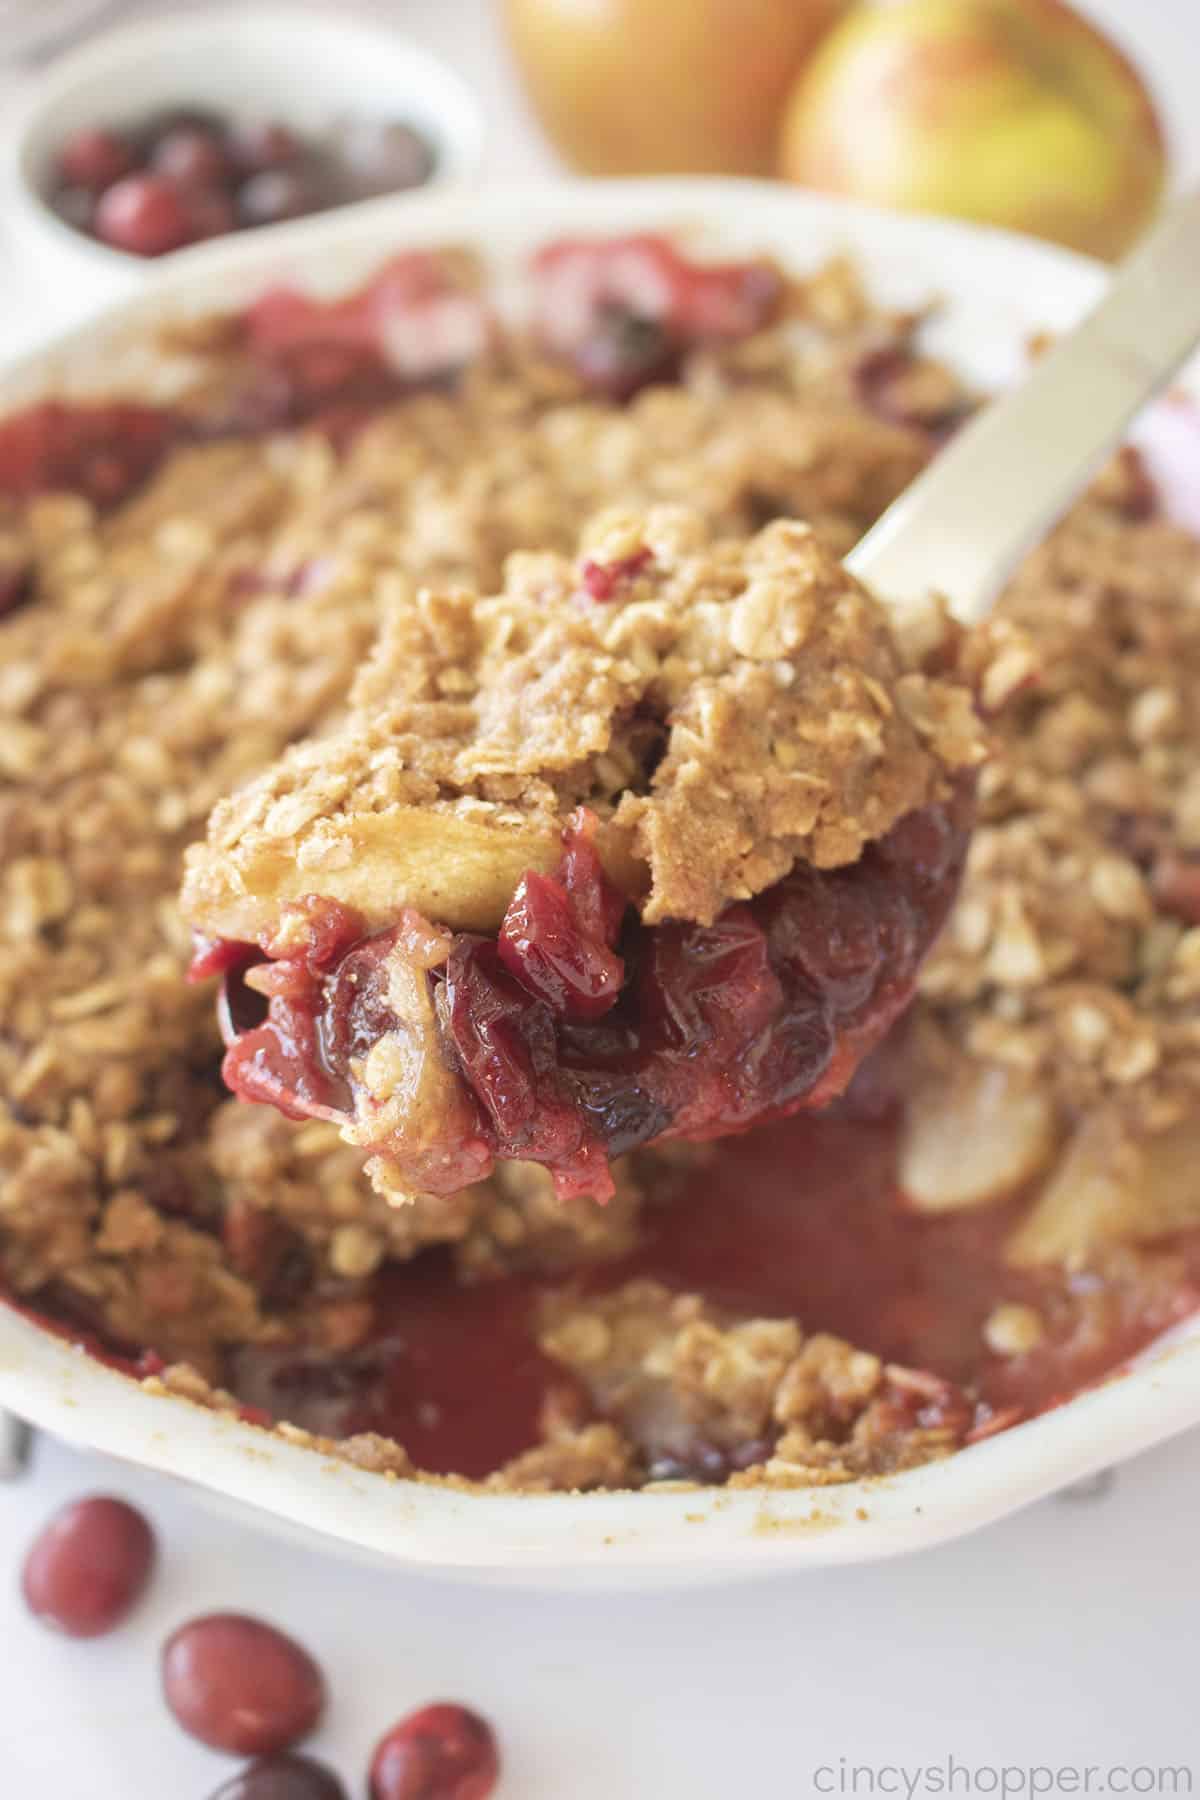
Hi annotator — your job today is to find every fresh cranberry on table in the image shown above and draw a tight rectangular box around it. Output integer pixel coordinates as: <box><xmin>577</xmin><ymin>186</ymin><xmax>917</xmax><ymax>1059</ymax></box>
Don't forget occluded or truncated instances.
<box><xmin>94</xmin><ymin>173</ymin><xmax>194</xmax><ymax>255</ymax></box>
<box><xmin>55</xmin><ymin>124</ymin><xmax>134</xmax><ymax>192</ymax></box>
<box><xmin>162</xmin><ymin>1612</ymin><xmax>326</xmax><ymax>1755</ymax></box>
<box><xmin>21</xmin><ymin>1495</ymin><xmax>156</xmax><ymax>1638</ymax></box>
<box><xmin>207</xmin><ymin>1752</ymin><xmax>348</xmax><ymax>1800</ymax></box>
<box><xmin>369</xmin><ymin>1703</ymin><xmax>500</xmax><ymax>1800</ymax></box>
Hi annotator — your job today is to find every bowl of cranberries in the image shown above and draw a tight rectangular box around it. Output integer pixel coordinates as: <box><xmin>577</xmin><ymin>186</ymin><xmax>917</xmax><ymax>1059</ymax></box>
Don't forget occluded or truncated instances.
<box><xmin>0</xmin><ymin>5</ymin><xmax>482</xmax><ymax>317</ymax></box>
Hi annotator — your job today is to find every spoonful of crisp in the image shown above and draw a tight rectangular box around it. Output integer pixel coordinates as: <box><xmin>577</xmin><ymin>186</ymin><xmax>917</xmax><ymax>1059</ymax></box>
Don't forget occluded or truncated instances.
<box><xmin>181</xmin><ymin>192</ymin><xmax>1200</xmax><ymax>1207</ymax></box>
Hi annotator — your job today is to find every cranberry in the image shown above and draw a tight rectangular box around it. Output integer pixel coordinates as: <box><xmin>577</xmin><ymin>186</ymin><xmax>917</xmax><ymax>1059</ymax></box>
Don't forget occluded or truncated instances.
<box><xmin>532</xmin><ymin>235</ymin><xmax>781</xmax><ymax>398</ymax></box>
<box><xmin>333</xmin><ymin>119</ymin><xmax>435</xmax><ymax>198</ymax></box>
<box><xmin>151</xmin><ymin>124</ymin><xmax>232</xmax><ymax>190</ymax></box>
<box><xmin>227</xmin><ymin>120</ymin><xmax>304</xmax><ymax>175</ymax></box>
<box><xmin>186</xmin><ymin>186</ymin><xmax>239</xmax><ymax>242</ymax></box>
<box><xmin>369</xmin><ymin>1704</ymin><xmax>499</xmax><ymax>1800</ymax></box>
<box><xmin>574</xmin><ymin>307</ymin><xmax>679</xmax><ymax>401</ymax></box>
<box><xmin>0</xmin><ymin>400</ymin><xmax>176</xmax><ymax>508</ymax></box>
<box><xmin>162</xmin><ymin>1613</ymin><xmax>325</xmax><ymax>1754</ymax></box>
<box><xmin>580</xmin><ymin>547</ymin><xmax>653</xmax><ymax>601</ymax></box>
<box><xmin>188</xmin><ymin>933</ymin><xmax>260</xmax><ymax>984</ymax></box>
<box><xmin>498</xmin><ymin>868</ymin><xmax>624</xmax><ymax>1020</ymax></box>
<box><xmin>56</xmin><ymin>125</ymin><xmax>134</xmax><ymax>192</ymax></box>
<box><xmin>94</xmin><ymin>174</ymin><xmax>194</xmax><ymax>256</ymax></box>
<box><xmin>237</xmin><ymin>168</ymin><xmax>326</xmax><ymax>228</ymax></box>
<box><xmin>208</xmin><ymin>1752</ymin><xmax>347</xmax><ymax>1800</ymax></box>
<box><xmin>21</xmin><ymin>1495</ymin><xmax>155</xmax><ymax>1638</ymax></box>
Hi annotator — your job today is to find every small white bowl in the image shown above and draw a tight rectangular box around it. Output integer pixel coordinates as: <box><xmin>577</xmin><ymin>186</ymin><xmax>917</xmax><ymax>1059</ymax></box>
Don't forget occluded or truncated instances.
<box><xmin>0</xmin><ymin>4</ymin><xmax>484</xmax><ymax>325</ymax></box>
<box><xmin>2</xmin><ymin>179</ymin><xmax>1200</xmax><ymax>1584</ymax></box>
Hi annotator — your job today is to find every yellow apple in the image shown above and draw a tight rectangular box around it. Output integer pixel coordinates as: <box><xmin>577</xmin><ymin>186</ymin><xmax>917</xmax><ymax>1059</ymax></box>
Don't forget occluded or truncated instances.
<box><xmin>505</xmin><ymin>0</ymin><xmax>846</xmax><ymax>177</ymax></box>
<box><xmin>777</xmin><ymin>0</ymin><xmax>1167</xmax><ymax>260</ymax></box>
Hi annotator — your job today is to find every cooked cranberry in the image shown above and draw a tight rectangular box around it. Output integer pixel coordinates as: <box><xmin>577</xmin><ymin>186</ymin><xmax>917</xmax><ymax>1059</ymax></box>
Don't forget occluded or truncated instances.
<box><xmin>22</xmin><ymin>1495</ymin><xmax>155</xmax><ymax>1638</ymax></box>
<box><xmin>532</xmin><ymin>236</ymin><xmax>781</xmax><ymax>398</ymax></box>
<box><xmin>151</xmin><ymin>125</ymin><xmax>232</xmax><ymax>190</ymax></box>
<box><xmin>498</xmin><ymin>868</ymin><xmax>624</xmax><ymax>1020</ymax></box>
<box><xmin>369</xmin><ymin>1704</ymin><xmax>499</xmax><ymax>1800</ymax></box>
<box><xmin>574</xmin><ymin>307</ymin><xmax>679</xmax><ymax>401</ymax></box>
<box><xmin>162</xmin><ymin>1613</ymin><xmax>325</xmax><ymax>1755</ymax></box>
<box><xmin>188</xmin><ymin>933</ymin><xmax>259</xmax><ymax>983</ymax></box>
<box><xmin>94</xmin><ymin>174</ymin><xmax>194</xmax><ymax>256</ymax></box>
<box><xmin>0</xmin><ymin>400</ymin><xmax>177</xmax><ymax>506</ymax></box>
<box><xmin>852</xmin><ymin>345</ymin><xmax>966</xmax><ymax>438</ymax></box>
<box><xmin>237</xmin><ymin>168</ymin><xmax>326</xmax><ymax>229</ymax></box>
<box><xmin>560</xmin><ymin>809</ymin><xmax>629</xmax><ymax>945</ymax></box>
<box><xmin>580</xmin><ymin>547</ymin><xmax>653</xmax><ymax>601</ymax></box>
<box><xmin>208</xmin><ymin>1752</ymin><xmax>347</xmax><ymax>1800</ymax></box>
<box><xmin>56</xmin><ymin>125</ymin><xmax>134</xmax><ymax>192</ymax></box>
<box><xmin>333</xmin><ymin>119</ymin><xmax>435</xmax><ymax>198</ymax></box>
<box><xmin>227</xmin><ymin>120</ymin><xmax>304</xmax><ymax>175</ymax></box>
<box><xmin>217</xmin><ymin>783</ymin><xmax>971</xmax><ymax>1203</ymax></box>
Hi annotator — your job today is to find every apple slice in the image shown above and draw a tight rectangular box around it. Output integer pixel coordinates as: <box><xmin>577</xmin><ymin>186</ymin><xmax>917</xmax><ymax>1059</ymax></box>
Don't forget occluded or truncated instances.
<box><xmin>899</xmin><ymin>1061</ymin><xmax>1058</xmax><ymax>1214</ymax></box>
<box><xmin>1007</xmin><ymin>1113</ymin><xmax>1200</xmax><ymax>1267</ymax></box>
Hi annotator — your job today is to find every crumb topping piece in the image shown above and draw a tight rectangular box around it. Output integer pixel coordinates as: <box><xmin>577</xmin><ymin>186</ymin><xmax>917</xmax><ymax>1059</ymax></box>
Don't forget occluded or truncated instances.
<box><xmin>184</xmin><ymin>504</ymin><xmax>981</xmax><ymax>942</ymax></box>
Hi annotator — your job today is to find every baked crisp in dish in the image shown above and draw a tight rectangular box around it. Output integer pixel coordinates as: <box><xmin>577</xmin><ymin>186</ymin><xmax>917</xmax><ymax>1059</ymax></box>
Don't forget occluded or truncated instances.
<box><xmin>3</xmin><ymin>235</ymin><xmax>1200</xmax><ymax>1495</ymax></box>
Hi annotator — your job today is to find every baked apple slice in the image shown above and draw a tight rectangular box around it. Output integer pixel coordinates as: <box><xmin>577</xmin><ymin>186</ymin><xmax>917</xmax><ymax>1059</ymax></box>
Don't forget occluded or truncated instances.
<box><xmin>182</xmin><ymin>506</ymin><xmax>982</xmax><ymax>1202</ymax></box>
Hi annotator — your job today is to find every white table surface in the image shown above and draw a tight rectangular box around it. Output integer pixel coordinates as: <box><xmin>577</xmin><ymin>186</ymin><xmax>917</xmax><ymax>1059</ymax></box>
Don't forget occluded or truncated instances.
<box><xmin>2</xmin><ymin>3</ymin><xmax>1200</xmax><ymax>1795</ymax></box>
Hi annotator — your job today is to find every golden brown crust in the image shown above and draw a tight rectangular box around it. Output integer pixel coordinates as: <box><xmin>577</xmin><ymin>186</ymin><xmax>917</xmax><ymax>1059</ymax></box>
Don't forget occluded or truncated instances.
<box><xmin>183</xmin><ymin>504</ymin><xmax>981</xmax><ymax>940</ymax></box>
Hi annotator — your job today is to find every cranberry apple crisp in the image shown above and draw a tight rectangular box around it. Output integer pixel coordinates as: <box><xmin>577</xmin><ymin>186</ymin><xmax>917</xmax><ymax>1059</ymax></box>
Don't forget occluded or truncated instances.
<box><xmin>182</xmin><ymin>506</ymin><xmax>980</xmax><ymax>1204</ymax></box>
<box><xmin>3</xmin><ymin>236</ymin><xmax>1199</xmax><ymax>1496</ymax></box>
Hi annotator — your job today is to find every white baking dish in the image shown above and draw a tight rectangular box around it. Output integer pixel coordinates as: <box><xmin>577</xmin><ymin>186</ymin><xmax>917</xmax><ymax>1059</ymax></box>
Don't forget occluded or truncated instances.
<box><xmin>2</xmin><ymin>178</ymin><xmax>1197</xmax><ymax>1583</ymax></box>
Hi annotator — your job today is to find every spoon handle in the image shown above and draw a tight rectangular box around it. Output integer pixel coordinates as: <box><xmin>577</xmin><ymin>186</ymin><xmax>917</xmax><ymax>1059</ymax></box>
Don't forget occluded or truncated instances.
<box><xmin>846</xmin><ymin>187</ymin><xmax>1200</xmax><ymax>624</ymax></box>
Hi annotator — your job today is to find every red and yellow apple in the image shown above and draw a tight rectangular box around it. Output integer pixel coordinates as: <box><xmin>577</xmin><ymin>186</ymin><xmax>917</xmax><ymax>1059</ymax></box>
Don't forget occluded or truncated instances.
<box><xmin>778</xmin><ymin>0</ymin><xmax>1167</xmax><ymax>260</ymax></box>
<box><xmin>504</xmin><ymin>0</ymin><xmax>846</xmax><ymax>177</ymax></box>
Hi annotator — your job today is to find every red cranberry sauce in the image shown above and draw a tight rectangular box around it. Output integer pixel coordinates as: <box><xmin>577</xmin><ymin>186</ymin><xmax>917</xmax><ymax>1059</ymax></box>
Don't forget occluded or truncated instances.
<box><xmin>209</xmin><ymin>789</ymin><xmax>973</xmax><ymax>1204</ymax></box>
<box><xmin>0</xmin><ymin>239</ymin><xmax>778</xmax><ymax>514</ymax></box>
<box><xmin>530</xmin><ymin>234</ymin><xmax>782</xmax><ymax>398</ymax></box>
<box><xmin>0</xmin><ymin>400</ymin><xmax>179</xmax><ymax>508</ymax></box>
<box><xmin>226</xmin><ymin>1094</ymin><xmax>1200</xmax><ymax>1481</ymax></box>
<box><xmin>0</xmin><ymin>256</ymin><xmax>485</xmax><ymax>513</ymax></box>
<box><xmin>229</xmin><ymin>1253</ymin><xmax>575</xmax><ymax>1480</ymax></box>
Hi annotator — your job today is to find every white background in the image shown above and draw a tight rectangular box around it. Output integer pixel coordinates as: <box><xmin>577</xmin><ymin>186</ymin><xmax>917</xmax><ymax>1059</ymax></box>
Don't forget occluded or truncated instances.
<box><xmin>1</xmin><ymin>3</ymin><xmax>1199</xmax><ymax>1795</ymax></box>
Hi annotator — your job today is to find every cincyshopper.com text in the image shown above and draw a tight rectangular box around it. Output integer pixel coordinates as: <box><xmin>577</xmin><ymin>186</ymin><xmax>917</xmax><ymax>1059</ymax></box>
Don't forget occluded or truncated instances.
<box><xmin>812</xmin><ymin>1760</ymin><xmax>1194</xmax><ymax>1797</ymax></box>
